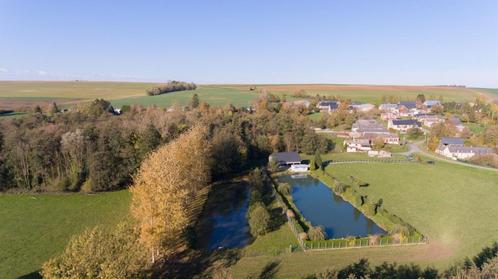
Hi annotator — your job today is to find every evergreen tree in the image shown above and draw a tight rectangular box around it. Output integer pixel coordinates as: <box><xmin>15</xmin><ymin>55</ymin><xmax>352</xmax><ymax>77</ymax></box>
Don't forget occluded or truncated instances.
<box><xmin>190</xmin><ymin>93</ymin><xmax>200</xmax><ymax>109</ymax></box>
<box><xmin>313</xmin><ymin>151</ymin><xmax>323</xmax><ymax>171</ymax></box>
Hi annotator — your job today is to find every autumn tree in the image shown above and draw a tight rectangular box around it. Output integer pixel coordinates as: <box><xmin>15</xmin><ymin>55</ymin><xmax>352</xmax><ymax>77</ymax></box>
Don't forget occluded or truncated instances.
<box><xmin>41</xmin><ymin>224</ymin><xmax>147</xmax><ymax>279</ymax></box>
<box><xmin>190</xmin><ymin>93</ymin><xmax>200</xmax><ymax>109</ymax></box>
<box><xmin>130</xmin><ymin>125</ymin><xmax>211</xmax><ymax>263</ymax></box>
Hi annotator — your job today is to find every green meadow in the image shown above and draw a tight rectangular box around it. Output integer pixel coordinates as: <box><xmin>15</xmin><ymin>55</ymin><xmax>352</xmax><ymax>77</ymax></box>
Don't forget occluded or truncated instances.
<box><xmin>0</xmin><ymin>191</ymin><xmax>130</xmax><ymax>278</ymax></box>
<box><xmin>231</xmin><ymin>155</ymin><xmax>498</xmax><ymax>278</ymax></box>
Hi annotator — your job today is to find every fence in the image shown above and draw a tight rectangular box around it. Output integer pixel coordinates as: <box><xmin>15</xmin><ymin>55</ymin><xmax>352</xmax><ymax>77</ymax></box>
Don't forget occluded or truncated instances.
<box><xmin>303</xmin><ymin>235</ymin><xmax>428</xmax><ymax>251</ymax></box>
<box><xmin>327</xmin><ymin>159</ymin><xmax>415</xmax><ymax>165</ymax></box>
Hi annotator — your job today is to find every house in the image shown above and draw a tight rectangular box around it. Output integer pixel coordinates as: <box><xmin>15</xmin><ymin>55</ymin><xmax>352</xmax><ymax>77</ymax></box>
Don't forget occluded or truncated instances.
<box><xmin>368</xmin><ymin>150</ymin><xmax>392</xmax><ymax>158</ymax></box>
<box><xmin>113</xmin><ymin>108</ymin><xmax>122</xmax><ymax>115</ymax></box>
<box><xmin>379</xmin><ymin>103</ymin><xmax>399</xmax><ymax>112</ymax></box>
<box><xmin>380</xmin><ymin>111</ymin><xmax>399</xmax><ymax>120</ymax></box>
<box><xmin>289</xmin><ymin>164</ymin><xmax>309</xmax><ymax>173</ymax></box>
<box><xmin>344</xmin><ymin>139</ymin><xmax>372</xmax><ymax>152</ymax></box>
<box><xmin>424</xmin><ymin>100</ymin><xmax>441</xmax><ymax>108</ymax></box>
<box><xmin>399</xmin><ymin>101</ymin><xmax>417</xmax><ymax>110</ymax></box>
<box><xmin>285</xmin><ymin>99</ymin><xmax>311</xmax><ymax>109</ymax></box>
<box><xmin>350</xmin><ymin>119</ymin><xmax>400</xmax><ymax>144</ymax></box>
<box><xmin>398</xmin><ymin>101</ymin><xmax>420</xmax><ymax>117</ymax></box>
<box><xmin>415</xmin><ymin>114</ymin><xmax>444</xmax><ymax>127</ymax></box>
<box><xmin>440</xmin><ymin>137</ymin><xmax>464</xmax><ymax>146</ymax></box>
<box><xmin>449</xmin><ymin>116</ymin><xmax>465</xmax><ymax>133</ymax></box>
<box><xmin>316</xmin><ymin>100</ymin><xmax>340</xmax><ymax>112</ymax></box>
<box><xmin>388</xmin><ymin>119</ymin><xmax>421</xmax><ymax>132</ymax></box>
<box><xmin>436</xmin><ymin>145</ymin><xmax>494</xmax><ymax>160</ymax></box>
<box><xmin>269</xmin><ymin>152</ymin><xmax>302</xmax><ymax>166</ymax></box>
<box><xmin>349</xmin><ymin>103</ymin><xmax>375</xmax><ymax>112</ymax></box>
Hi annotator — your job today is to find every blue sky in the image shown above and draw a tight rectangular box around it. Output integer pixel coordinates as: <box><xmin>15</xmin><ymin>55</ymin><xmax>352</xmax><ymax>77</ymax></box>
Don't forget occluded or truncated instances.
<box><xmin>1</xmin><ymin>0</ymin><xmax>497</xmax><ymax>87</ymax></box>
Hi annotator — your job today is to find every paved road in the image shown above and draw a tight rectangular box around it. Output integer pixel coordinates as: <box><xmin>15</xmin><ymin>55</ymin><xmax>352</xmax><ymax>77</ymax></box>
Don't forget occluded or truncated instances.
<box><xmin>405</xmin><ymin>141</ymin><xmax>498</xmax><ymax>173</ymax></box>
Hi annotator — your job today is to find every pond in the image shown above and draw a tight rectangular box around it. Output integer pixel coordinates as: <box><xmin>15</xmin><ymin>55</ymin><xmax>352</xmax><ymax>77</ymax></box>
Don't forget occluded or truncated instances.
<box><xmin>197</xmin><ymin>181</ymin><xmax>251</xmax><ymax>250</ymax></box>
<box><xmin>277</xmin><ymin>174</ymin><xmax>385</xmax><ymax>238</ymax></box>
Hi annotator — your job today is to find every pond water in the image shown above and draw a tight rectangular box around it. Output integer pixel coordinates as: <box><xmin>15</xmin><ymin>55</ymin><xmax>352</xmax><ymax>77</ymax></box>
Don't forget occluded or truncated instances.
<box><xmin>198</xmin><ymin>182</ymin><xmax>251</xmax><ymax>250</ymax></box>
<box><xmin>278</xmin><ymin>174</ymin><xmax>385</xmax><ymax>238</ymax></box>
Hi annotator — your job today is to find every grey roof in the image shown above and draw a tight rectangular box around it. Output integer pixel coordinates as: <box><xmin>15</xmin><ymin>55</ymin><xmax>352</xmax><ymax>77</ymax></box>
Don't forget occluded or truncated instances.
<box><xmin>440</xmin><ymin>137</ymin><xmax>464</xmax><ymax>145</ymax></box>
<box><xmin>399</xmin><ymin>101</ymin><xmax>417</xmax><ymax>109</ymax></box>
<box><xmin>270</xmin><ymin>152</ymin><xmax>301</xmax><ymax>163</ymax></box>
<box><xmin>317</xmin><ymin>101</ymin><xmax>339</xmax><ymax>109</ymax></box>
<box><xmin>447</xmin><ymin>145</ymin><xmax>493</xmax><ymax>155</ymax></box>
<box><xmin>391</xmin><ymin>119</ymin><xmax>421</xmax><ymax>126</ymax></box>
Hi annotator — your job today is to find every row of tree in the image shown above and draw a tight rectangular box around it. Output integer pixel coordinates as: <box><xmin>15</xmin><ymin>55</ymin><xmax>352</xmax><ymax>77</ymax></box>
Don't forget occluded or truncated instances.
<box><xmin>145</xmin><ymin>81</ymin><xmax>197</xmax><ymax>96</ymax></box>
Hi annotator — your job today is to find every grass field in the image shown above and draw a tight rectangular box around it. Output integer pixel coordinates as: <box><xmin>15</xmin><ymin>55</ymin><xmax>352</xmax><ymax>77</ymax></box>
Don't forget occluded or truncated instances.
<box><xmin>0</xmin><ymin>191</ymin><xmax>130</xmax><ymax>278</ymax></box>
<box><xmin>231</xmin><ymin>154</ymin><xmax>498</xmax><ymax>278</ymax></box>
<box><xmin>111</xmin><ymin>86</ymin><xmax>258</xmax><ymax>108</ymax></box>
<box><xmin>1</xmin><ymin>81</ymin><xmax>493</xmax><ymax>110</ymax></box>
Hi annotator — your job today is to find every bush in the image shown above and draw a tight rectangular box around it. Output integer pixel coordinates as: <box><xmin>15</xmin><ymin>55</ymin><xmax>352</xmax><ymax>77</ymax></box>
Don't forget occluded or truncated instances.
<box><xmin>277</xmin><ymin>183</ymin><xmax>291</xmax><ymax>196</ymax></box>
<box><xmin>308</xmin><ymin>226</ymin><xmax>327</xmax><ymax>241</ymax></box>
<box><xmin>41</xmin><ymin>224</ymin><xmax>147</xmax><ymax>279</ymax></box>
<box><xmin>247</xmin><ymin>202</ymin><xmax>270</xmax><ymax>236</ymax></box>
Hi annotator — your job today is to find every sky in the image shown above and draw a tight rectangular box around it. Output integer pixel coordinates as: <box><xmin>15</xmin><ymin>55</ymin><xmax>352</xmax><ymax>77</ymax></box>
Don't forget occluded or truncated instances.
<box><xmin>1</xmin><ymin>0</ymin><xmax>498</xmax><ymax>87</ymax></box>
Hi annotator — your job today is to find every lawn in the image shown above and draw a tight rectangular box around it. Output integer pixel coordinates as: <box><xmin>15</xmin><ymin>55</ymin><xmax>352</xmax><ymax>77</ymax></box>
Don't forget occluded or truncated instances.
<box><xmin>231</xmin><ymin>155</ymin><xmax>498</xmax><ymax>278</ymax></box>
<box><xmin>0</xmin><ymin>191</ymin><xmax>131</xmax><ymax>278</ymax></box>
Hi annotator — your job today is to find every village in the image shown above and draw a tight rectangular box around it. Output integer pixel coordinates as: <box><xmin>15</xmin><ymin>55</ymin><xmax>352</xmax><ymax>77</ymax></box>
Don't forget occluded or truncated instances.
<box><xmin>270</xmin><ymin>96</ymin><xmax>496</xmax><ymax>172</ymax></box>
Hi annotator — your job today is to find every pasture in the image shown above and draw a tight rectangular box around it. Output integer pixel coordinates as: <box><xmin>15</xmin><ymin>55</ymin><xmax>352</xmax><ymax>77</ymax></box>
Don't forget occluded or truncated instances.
<box><xmin>0</xmin><ymin>191</ymin><xmax>130</xmax><ymax>278</ymax></box>
<box><xmin>231</xmin><ymin>155</ymin><xmax>498</xmax><ymax>278</ymax></box>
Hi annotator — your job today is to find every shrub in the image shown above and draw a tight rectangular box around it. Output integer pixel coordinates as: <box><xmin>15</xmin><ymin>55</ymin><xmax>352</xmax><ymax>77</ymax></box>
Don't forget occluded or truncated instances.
<box><xmin>248</xmin><ymin>202</ymin><xmax>270</xmax><ymax>236</ymax></box>
<box><xmin>334</xmin><ymin>182</ymin><xmax>348</xmax><ymax>194</ymax></box>
<box><xmin>41</xmin><ymin>224</ymin><xmax>147</xmax><ymax>279</ymax></box>
<box><xmin>308</xmin><ymin>226</ymin><xmax>327</xmax><ymax>241</ymax></box>
<box><xmin>277</xmin><ymin>183</ymin><xmax>291</xmax><ymax>196</ymax></box>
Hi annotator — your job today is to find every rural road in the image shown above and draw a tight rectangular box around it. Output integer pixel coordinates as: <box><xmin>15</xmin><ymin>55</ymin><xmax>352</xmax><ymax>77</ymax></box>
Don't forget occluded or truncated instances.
<box><xmin>405</xmin><ymin>141</ymin><xmax>498</xmax><ymax>173</ymax></box>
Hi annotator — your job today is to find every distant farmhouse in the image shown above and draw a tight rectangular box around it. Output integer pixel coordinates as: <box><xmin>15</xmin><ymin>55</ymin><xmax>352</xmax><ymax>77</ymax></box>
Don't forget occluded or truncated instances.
<box><xmin>436</xmin><ymin>137</ymin><xmax>494</xmax><ymax>160</ymax></box>
<box><xmin>423</xmin><ymin>100</ymin><xmax>441</xmax><ymax>108</ymax></box>
<box><xmin>316</xmin><ymin>100</ymin><xmax>340</xmax><ymax>112</ymax></box>
<box><xmin>415</xmin><ymin>114</ymin><xmax>444</xmax><ymax>128</ymax></box>
<box><xmin>269</xmin><ymin>152</ymin><xmax>302</xmax><ymax>166</ymax></box>
<box><xmin>345</xmin><ymin>119</ymin><xmax>399</xmax><ymax>152</ymax></box>
<box><xmin>388</xmin><ymin>119</ymin><xmax>422</xmax><ymax>133</ymax></box>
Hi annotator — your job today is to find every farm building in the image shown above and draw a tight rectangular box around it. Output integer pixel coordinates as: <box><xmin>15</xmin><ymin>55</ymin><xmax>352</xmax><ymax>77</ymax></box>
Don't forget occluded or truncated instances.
<box><xmin>316</xmin><ymin>100</ymin><xmax>340</xmax><ymax>112</ymax></box>
<box><xmin>269</xmin><ymin>152</ymin><xmax>302</xmax><ymax>166</ymax></box>
<box><xmin>350</xmin><ymin>119</ymin><xmax>400</xmax><ymax>144</ymax></box>
<box><xmin>436</xmin><ymin>145</ymin><xmax>494</xmax><ymax>160</ymax></box>
<box><xmin>388</xmin><ymin>119</ymin><xmax>422</xmax><ymax>132</ymax></box>
<box><xmin>440</xmin><ymin>137</ymin><xmax>464</xmax><ymax>146</ymax></box>
<box><xmin>415</xmin><ymin>114</ymin><xmax>444</xmax><ymax>127</ymax></box>
<box><xmin>344</xmin><ymin>139</ymin><xmax>372</xmax><ymax>152</ymax></box>
<box><xmin>379</xmin><ymin>103</ymin><xmax>399</xmax><ymax>112</ymax></box>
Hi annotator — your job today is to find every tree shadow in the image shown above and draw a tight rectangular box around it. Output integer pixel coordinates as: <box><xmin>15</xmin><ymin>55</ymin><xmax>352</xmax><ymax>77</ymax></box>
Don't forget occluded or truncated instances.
<box><xmin>267</xmin><ymin>207</ymin><xmax>286</xmax><ymax>232</ymax></box>
<box><xmin>17</xmin><ymin>271</ymin><xmax>42</xmax><ymax>279</ymax></box>
<box><xmin>258</xmin><ymin>260</ymin><xmax>281</xmax><ymax>279</ymax></box>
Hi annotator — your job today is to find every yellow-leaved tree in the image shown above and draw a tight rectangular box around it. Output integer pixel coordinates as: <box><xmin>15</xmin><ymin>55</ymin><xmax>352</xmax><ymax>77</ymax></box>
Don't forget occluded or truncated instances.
<box><xmin>130</xmin><ymin>125</ymin><xmax>211</xmax><ymax>263</ymax></box>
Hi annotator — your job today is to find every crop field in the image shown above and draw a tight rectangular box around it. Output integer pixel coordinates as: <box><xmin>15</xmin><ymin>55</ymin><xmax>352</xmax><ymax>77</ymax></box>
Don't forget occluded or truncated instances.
<box><xmin>231</xmin><ymin>155</ymin><xmax>498</xmax><ymax>278</ymax></box>
<box><xmin>224</xmin><ymin>84</ymin><xmax>483</xmax><ymax>104</ymax></box>
<box><xmin>0</xmin><ymin>82</ymin><xmax>492</xmax><ymax>111</ymax></box>
<box><xmin>0</xmin><ymin>191</ymin><xmax>130</xmax><ymax>278</ymax></box>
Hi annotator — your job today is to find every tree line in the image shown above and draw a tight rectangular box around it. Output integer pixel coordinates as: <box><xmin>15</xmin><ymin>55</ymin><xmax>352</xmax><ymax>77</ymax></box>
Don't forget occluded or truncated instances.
<box><xmin>145</xmin><ymin>80</ymin><xmax>197</xmax><ymax>96</ymax></box>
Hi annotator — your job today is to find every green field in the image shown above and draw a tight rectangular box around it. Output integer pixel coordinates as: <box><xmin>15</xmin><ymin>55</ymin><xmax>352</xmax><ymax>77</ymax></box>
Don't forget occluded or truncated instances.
<box><xmin>111</xmin><ymin>86</ymin><xmax>258</xmax><ymax>108</ymax></box>
<box><xmin>231</xmin><ymin>155</ymin><xmax>498</xmax><ymax>278</ymax></box>
<box><xmin>0</xmin><ymin>191</ymin><xmax>130</xmax><ymax>278</ymax></box>
<box><xmin>1</xmin><ymin>81</ymin><xmax>493</xmax><ymax>111</ymax></box>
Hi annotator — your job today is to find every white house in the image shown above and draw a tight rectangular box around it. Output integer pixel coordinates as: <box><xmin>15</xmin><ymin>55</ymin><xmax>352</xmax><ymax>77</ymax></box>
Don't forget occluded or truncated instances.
<box><xmin>289</xmin><ymin>164</ymin><xmax>310</xmax><ymax>173</ymax></box>
<box><xmin>349</xmin><ymin>103</ymin><xmax>375</xmax><ymax>112</ymax></box>
<box><xmin>344</xmin><ymin>139</ymin><xmax>372</xmax><ymax>152</ymax></box>
<box><xmin>368</xmin><ymin>150</ymin><xmax>392</xmax><ymax>158</ymax></box>
<box><xmin>379</xmin><ymin>103</ymin><xmax>399</xmax><ymax>112</ymax></box>
<box><xmin>416</xmin><ymin>114</ymin><xmax>444</xmax><ymax>128</ymax></box>
<box><xmin>436</xmin><ymin>145</ymin><xmax>494</xmax><ymax>160</ymax></box>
